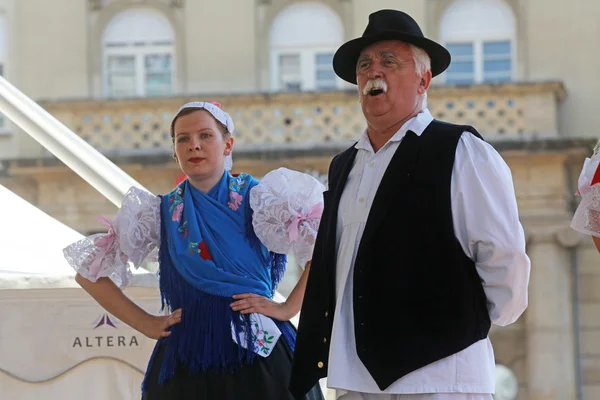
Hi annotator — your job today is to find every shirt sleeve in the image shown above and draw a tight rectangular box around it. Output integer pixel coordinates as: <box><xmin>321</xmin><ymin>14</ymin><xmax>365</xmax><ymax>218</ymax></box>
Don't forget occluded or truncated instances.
<box><xmin>62</xmin><ymin>187</ymin><xmax>161</xmax><ymax>288</ymax></box>
<box><xmin>250</xmin><ymin>168</ymin><xmax>326</xmax><ymax>268</ymax></box>
<box><xmin>451</xmin><ymin>132</ymin><xmax>531</xmax><ymax>326</ymax></box>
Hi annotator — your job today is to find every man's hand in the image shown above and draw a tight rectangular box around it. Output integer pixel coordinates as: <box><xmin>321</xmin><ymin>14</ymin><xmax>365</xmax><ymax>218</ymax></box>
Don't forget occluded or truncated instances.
<box><xmin>230</xmin><ymin>293</ymin><xmax>294</xmax><ymax>321</ymax></box>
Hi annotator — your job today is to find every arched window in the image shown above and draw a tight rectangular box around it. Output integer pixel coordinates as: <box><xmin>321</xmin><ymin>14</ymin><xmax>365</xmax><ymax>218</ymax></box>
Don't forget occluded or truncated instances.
<box><xmin>440</xmin><ymin>0</ymin><xmax>516</xmax><ymax>84</ymax></box>
<box><xmin>102</xmin><ymin>8</ymin><xmax>175</xmax><ymax>98</ymax></box>
<box><xmin>269</xmin><ymin>2</ymin><xmax>344</xmax><ymax>92</ymax></box>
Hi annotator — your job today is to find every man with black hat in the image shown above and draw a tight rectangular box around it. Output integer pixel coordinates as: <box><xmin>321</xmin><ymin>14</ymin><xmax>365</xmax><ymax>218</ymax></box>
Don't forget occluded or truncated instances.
<box><xmin>289</xmin><ymin>9</ymin><xmax>530</xmax><ymax>400</ymax></box>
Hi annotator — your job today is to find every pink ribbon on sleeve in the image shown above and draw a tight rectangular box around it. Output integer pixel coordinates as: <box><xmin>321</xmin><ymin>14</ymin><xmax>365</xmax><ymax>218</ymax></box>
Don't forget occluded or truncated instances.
<box><xmin>89</xmin><ymin>216</ymin><xmax>117</xmax><ymax>278</ymax></box>
<box><xmin>287</xmin><ymin>202</ymin><xmax>324</xmax><ymax>242</ymax></box>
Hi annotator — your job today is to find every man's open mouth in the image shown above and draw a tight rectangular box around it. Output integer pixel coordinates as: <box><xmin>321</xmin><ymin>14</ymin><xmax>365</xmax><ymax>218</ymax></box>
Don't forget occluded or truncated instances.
<box><xmin>368</xmin><ymin>88</ymin><xmax>384</xmax><ymax>96</ymax></box>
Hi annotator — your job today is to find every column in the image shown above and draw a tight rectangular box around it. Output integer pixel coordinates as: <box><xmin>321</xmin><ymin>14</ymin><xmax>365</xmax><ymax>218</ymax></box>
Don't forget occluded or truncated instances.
<box><xmin>525</xmin><ymin>227</ymin><xmax>580</xmax><ymax>399</ymax></box>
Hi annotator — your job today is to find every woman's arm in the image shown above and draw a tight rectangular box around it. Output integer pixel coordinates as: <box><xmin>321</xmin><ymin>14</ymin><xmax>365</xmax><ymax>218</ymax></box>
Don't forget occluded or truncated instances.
<box><xmin>75</xmin><ymin>273</ymin><xmax>181</xmax><ymax>339</ymax></box>
<box><xmin>64</xmin><ymin>188</ymin><xmax>177</xmax><ymax>338</ymax></box>
<box><xmin>279</xmin><ymin>261</ymin><xmax>311</xmax><ymax>317</ymax></box>
<box><xmin>230</xmin><ymin>261</ymin><xmax>312</xmax><ymax>321</ymax></box>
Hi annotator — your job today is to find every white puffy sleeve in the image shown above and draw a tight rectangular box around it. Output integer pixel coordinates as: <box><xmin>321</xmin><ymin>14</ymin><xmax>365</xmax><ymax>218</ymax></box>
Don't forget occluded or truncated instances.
<box><xmin>572</xmin><ymin>151</ymin><xmax>600</xmax><ymax>237</ymax></box>
<box><xmin>250</xmin><ymin>168</ymin><xmax>326</xmax><ymax>268</ymax></box>
<box><xmin>63</xmin><ymin>187</ymin><xmax>161</xmax><ymax>288</ymax></box>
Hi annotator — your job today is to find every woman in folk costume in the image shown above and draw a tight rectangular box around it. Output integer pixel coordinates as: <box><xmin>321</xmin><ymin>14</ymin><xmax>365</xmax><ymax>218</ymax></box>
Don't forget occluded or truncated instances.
<box><xmin>63</xmin><ymin>101</ymin><xmax>326</xmax><ymax>400</ymax></box>
<box><xmin>572</xmin><ymin>140</ymin><xmax>600</xmax><ymax>252</ymax></box>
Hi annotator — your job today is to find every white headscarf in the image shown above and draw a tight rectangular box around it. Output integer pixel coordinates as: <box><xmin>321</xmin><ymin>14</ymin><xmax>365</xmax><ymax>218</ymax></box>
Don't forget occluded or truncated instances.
<box><xmin>171</xmin><ymin>101</ymin><xmax>235</xmax><ymax>170</ymax></box>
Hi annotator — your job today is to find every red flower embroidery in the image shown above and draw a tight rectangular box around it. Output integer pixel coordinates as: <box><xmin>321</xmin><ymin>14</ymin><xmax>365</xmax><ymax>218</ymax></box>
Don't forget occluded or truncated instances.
<box><xmin>198</xmin><ymin>241</ymin><xmax>212</xmax><ymax>261</ymax></box>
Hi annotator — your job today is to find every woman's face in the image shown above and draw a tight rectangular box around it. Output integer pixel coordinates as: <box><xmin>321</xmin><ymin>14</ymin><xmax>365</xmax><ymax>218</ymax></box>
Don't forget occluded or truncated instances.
<box><xmin>172</xmin><ymin>110</ymin><xmax>234</xmax><ymax>185</ymax></box>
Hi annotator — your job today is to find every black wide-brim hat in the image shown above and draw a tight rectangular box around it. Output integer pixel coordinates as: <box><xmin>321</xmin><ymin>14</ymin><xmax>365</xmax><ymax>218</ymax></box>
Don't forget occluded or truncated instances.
<box><xmin>333</xmin><ymin>9</ymin><xmax>451</xmax><ymax>84</ymax></box>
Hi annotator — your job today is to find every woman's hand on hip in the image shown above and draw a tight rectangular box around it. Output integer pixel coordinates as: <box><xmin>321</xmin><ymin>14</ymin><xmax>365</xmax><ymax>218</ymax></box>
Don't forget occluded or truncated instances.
<box><xmin>137</xmin><ymin>308</ymin><xmax>182</xmax><ymax>340</ymax></box>
<box><xmin>230</xmin><ymin>293</ymin><xmax>293</xmax><ymax>321</ymax></box>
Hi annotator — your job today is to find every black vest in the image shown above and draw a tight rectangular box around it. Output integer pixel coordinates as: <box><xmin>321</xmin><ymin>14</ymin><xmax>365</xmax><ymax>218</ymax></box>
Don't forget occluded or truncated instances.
<box><xmin>289</xmin><ymin>120</ymin><xmax>492</xmax><ymax>399</ymax></box>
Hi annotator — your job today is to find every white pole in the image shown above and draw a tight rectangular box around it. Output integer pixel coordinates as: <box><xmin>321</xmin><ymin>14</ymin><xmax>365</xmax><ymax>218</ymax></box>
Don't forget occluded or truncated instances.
<box><xmin>0</xmin><ymin>76</ymin><xmax>148</xmax><ymax>206</ymax></box>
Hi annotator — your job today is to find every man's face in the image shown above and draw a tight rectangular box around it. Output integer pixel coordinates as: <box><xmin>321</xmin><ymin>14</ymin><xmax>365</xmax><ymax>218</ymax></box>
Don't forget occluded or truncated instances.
<box><xmin>356</xmin><ymin>40</ymin><xmax>430</xmax><ymax>122</ymax></box>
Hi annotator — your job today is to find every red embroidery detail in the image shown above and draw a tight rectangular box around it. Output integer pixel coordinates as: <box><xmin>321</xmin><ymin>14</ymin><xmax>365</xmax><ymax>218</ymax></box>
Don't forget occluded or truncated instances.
<box><xmin>198</xmin><ymin>241</ymin><xmax>212</xmax><ymax>261</ymax></box>
<box><xmin>592</xmin><ymin>163</ymin><xmax>600</xmax><ymax>186</ymax></box>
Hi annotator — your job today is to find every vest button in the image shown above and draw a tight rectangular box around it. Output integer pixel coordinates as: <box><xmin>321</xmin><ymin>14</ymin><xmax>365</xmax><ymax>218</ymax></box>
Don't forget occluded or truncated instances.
<box><xmin>324</xmin><ymin>311</ymin><xmax>329</xmax><ymax>318</ymax></box>
<box><xmin>323</xmin><ymin>337</ymin><xmax>327</xmax><ymax>343</ymax></box>
<box><xmin>317</xmin><ymin>361</ymin><xmax>324</xmax><ymax>368</ymax></box>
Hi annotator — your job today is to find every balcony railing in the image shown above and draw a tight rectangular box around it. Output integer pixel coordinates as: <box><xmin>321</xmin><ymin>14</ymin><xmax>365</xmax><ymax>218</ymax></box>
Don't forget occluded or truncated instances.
<box><xmin>39</xmin><ymin>81</ymin><xmax>565</xmax><ymax>157</ymax></box>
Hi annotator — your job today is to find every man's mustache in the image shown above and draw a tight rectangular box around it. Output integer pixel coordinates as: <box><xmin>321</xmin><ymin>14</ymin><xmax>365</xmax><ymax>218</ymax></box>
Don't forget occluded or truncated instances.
<box><xmin>362</xmin><ymin>78</ymin><xmax>388</xmax><ymax>95</ymax></box>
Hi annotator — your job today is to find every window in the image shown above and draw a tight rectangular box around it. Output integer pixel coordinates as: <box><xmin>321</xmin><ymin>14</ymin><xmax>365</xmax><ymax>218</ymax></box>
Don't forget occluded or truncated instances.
<box><xmin>315</xmin><ymin>53</ymin><xmax>336</xmax><ymax>90</ymax></box>
<box><xmin>145</xmin><ymin>54</ymin><xmax>173</xmax><ymax>96</ymax></box>
<box><xmin>102</xmin><ymin>8</ymin><xmax>175</xmax><ymax>98</ymax></box>
<box><xmin>0</xmin><ymin>13</ymin><xmax>7</xmax><ymax>133</ymax></box>
<box><xmin>269</xmin><ymin>3</ymin><xmax>343</xmax><ymax>92</ymax></box>
<box><xmin>483</xmin><ymin>41</ymin><xmax>512</xmax><ymax>82</ymax></box>
<box><xmin>279</xmin><ymin>54</ymin><xmax>302</xmax><ymax>92</ymax></box>
<box><xmin>106</xmin><ymin>55</ymin><xmax>136</xmax><ymax>97</ymax></box>
<box><xmin>444</xmin><ymin>43</ymin><xmax>475</xmax><ymax>84</ymax></box>
<box><xmin>440</xmin><ymin>0</ymin><xmax>516</xmax><ymax>84</ymax></box>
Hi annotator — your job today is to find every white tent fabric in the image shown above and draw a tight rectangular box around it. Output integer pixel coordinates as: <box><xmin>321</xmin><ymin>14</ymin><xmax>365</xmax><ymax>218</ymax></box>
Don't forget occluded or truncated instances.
<box><xmin>0</xmin><ymin>184</ymin><xmax>162</xmax><ymax>399</ymax></box>
<box><xmin>0</xmin><ymin>183</ymin><xmax>81</xmax><ymax>277</ymax></box>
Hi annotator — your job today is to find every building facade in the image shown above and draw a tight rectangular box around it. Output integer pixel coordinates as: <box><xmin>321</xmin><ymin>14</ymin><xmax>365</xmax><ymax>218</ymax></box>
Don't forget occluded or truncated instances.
<box><xmin>0</xmin><ymin>0</ymin><xmax>599</xmax><ymax>399</ymax></box>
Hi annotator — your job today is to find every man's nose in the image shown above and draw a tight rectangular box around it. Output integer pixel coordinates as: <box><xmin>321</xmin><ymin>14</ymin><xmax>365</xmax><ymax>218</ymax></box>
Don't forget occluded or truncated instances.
<box><xmin>366</xmin><ymin>63</ymin><xmax>383</xmax><ymax>80</ymax></box>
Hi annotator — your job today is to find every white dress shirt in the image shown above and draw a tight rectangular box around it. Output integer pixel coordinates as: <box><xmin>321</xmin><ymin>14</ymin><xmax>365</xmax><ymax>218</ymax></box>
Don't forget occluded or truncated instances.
<box><xmin>326</xmin><ymin>109</ymin><xmax>531</xmax><ymax>398</ymax></box>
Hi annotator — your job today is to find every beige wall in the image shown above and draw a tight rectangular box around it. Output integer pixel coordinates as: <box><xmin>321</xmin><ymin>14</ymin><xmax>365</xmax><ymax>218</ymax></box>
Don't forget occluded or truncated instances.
<box><xmin>183</xmin><ymin>0</ymin><xmax>257</xmax><ymax>94</ymax></box>
<box><xmin>14</xmin><ymin>0</ymin><xmax>89</xmax><ymax>100</ymax></box>
<box><xmin>524</xmin><ymin>0</ymin><xmax>600</xmax><ymax>140</ymax></box>
<box><xmin>0</xmin><ymin>0</ymin><xmax>89</xmax><ymax>161</ymax></box>
<box><xmin>352</xmin><ymin>0</ymin><xmax>427</xmax><ymax>37</ymax></box>
<box><xmin>0</xmin><ymin>0</ymin><xmax>599</xmax><ymax>150</ymax></box>
<box><xmin>0</xmin><ymin>0</ymin><xmax>597</xmax><ymax>101</ymax></box>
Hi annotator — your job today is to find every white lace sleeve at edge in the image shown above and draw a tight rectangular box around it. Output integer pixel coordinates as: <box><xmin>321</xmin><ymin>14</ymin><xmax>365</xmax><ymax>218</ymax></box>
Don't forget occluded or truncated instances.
<box><xmin>572</xmin><ymin>153</ymin><xmax>600</xmax><ymax>237</ymax></box>
<box><xmin>63</xmin><ymin>187</ymin><xmax>161</xmax><ymax>288</ymax></box>
<box><xmin>250</xmin><ymin>168</ymin><xmax>325</xmax><ymax>268</ymax></box>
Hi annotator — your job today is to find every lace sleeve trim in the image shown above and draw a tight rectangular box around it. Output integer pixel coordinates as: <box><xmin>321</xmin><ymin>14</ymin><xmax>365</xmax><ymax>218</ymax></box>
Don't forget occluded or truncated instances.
<box><xmin>63</xmin><ymin>187</ymin><xmax>161</xmax><ymax>288</ymax></box>
<box><xmin>250</xmin><ymin>168</ymin><xmax>325</xmax><ymax>267</ymax></box>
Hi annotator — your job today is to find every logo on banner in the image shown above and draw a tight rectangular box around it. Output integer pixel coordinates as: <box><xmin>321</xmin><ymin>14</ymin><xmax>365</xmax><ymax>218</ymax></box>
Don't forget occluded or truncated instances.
<box><xmin>93</xmin><ymin>313</ymin><xmax>117</xmax><ymax>329</ymax></box>
<box><xmin>71</xmin><ymin>313</ymin><xmax>140</xmax><ymax>348</ymax></box>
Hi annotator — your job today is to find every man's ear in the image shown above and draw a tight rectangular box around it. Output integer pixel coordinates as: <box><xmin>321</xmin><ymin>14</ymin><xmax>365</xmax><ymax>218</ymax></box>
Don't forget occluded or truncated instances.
<box><xmin>419</xmin><ymin>69</ymin><xmax>432</xmax><ymax>94</ymax></box>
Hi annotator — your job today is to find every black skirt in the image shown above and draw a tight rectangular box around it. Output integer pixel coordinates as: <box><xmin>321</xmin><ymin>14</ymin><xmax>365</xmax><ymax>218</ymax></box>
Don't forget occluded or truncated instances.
<box><xmin>142</xmin><ymin>338</ymin><xmax>324</xmax><ymax>400</ymax></box>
